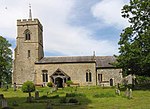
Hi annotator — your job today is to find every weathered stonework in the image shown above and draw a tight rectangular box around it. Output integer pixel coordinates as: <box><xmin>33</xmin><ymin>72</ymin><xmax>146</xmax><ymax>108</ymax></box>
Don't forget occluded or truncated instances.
<box><xmin>35</xmin><ymin>63</ymin><xmax>96</xmax><ymax>86</ymax></box>
<box><xmin>13</xmin><ymin>18</ymin><xmax>122</xmax><ymax>87</ymax></box>
<box><xmin>13</xmin><ymin>19</ymin><xmax>44</xmax><ymax>85</ymax></box>
<box><xmin>97</xmin><ymin>68</ymin><xmax>122</xmax><ymax>86</ymax></box>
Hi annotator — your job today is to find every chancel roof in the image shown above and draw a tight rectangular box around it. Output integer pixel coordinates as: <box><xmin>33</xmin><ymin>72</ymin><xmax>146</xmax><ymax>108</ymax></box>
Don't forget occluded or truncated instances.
<box><xmin>96</xmin><ymin>56</ymin><xmax>116</xmax><ymax>68</ymax></box>
<box><xmin>36</xmin><ymin>56</ymin><xmax>116</xmax><ymax>68</ymax></box>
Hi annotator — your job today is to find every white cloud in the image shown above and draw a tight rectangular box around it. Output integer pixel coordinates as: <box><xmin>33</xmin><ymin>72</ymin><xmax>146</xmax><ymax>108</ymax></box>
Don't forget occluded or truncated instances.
<box><xmin>91</xmin><ymin>0</ymin><xmax>129</xmax><ymax>28</ymax></box>
<box><xmin>0</xmin><ymin>0</ymin><xmax>127</xmax><ymax>56</ymax></box>
<box><xmin>44</xmin><ymin>24</ymin><xmax>118</xmax><ymax>56</ymax></box>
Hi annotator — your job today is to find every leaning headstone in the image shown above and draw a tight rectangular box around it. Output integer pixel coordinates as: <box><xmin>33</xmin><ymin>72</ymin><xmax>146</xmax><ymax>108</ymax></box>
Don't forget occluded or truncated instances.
<box><xmin>125</xmin><ymin>88</ymin><xmax>129</xmax><ymax>97</ymax></box>
<box><xmin>35</xmin><ymin>91</ymin><xmax>39</xmax><ymax>100</ymax></box>
<box><xmin>128</xmin><ymin>89</ymin><xmax>132</xmax><ymax>99</ymax></box>
<box><xmin>1</xmin><ymin>99</ymin><xmax>8</xmax><ymax>108</ymax></box>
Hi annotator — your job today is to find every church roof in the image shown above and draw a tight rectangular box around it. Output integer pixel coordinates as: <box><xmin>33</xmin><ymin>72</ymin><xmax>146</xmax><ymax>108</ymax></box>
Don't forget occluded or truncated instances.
<box><xmin>96</xmin><ymin>56</ymin><xmax>116</xmax><ymax>68</ymax></box>
<box><xmin>36</xmin><ymin>56</ymin><xmax>95</xmax><ymax>64</ymax></box>
<box><xmin>36</xmin><ymin>56</ymin><xmax>116</xmax><ymax>68</ymax></box>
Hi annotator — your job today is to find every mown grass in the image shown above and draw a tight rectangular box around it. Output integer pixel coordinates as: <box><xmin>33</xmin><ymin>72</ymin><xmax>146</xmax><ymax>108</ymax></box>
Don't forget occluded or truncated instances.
<box><xmin>0</xmin><ymin>86</ymin><xmax>150</xmax><ymax>109</ymax></box>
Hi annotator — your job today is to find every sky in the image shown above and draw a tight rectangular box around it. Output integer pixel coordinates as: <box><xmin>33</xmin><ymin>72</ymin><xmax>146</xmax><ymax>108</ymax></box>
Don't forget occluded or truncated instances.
<box><xmin>0</xmin><ymin>0</ymin><xmax>129</xmax><ymax>57</ymax></box>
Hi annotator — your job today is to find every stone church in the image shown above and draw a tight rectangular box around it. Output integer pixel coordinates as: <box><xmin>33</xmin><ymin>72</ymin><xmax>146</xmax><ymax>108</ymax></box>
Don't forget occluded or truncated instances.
<box><xmin>12</xmin><ymin>16</ymin><xmax>122</xmax><ymax>87</ymax></box>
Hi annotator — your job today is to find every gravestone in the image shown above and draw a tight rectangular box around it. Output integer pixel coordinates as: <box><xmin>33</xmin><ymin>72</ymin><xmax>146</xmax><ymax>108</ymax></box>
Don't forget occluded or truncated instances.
<box><xmin>53</xmin><ymin>85</ymin><xmax>58</xmax><ymax>92</ymax></box>
<box><xmin>129</xmin><ymin>89</ymin><xmax>132</xmax><ymax>99</ymax></box>
<box><xmin>125</xmin><ymin>88</ymin><xmax>129</xmax><ymax>97</ymax></box>
<box><xmin>0</xmin><ymin>94</ymin><xmax>4</xmax><ymax>108</ymax></box>
<box><xmin>35</xmin><ymin>91</ymin><xmax>39</xmax><ymax>100</ymax></box>
<box><xmin>50</xmin><ymin>89</ymin><xmax>53</xmax><ymax>94</ymax></box>
<box><xmin>14</xmin><ymin>83</ymin><xmax>17</xmax><ymax>91</ymax></box>
<box><xmin>115</xmin><ymin>89</ymin><xmax>120</xmax><ymax>95</ymax></box>
<box><xmin>1</xmin><ymin>99</ymin><xmax>8</xmax><ymax>108</ymax></box>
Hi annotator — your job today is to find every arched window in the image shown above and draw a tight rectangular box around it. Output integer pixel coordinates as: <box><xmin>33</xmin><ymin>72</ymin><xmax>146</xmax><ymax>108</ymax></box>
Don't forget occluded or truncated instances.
<box><xmin>24</xmin><ymin>29</ymin><xmax>31</xmax><ymax>40</ymax></box>
<box><xmin>86</xmin><ymin>70</ymin><xmax>92</xmax><ymax>82</ymax></box>
<box><xmin>42</xmin><ymin>70</ymin><xmax>48</xmax><ymax>82</ymax></box>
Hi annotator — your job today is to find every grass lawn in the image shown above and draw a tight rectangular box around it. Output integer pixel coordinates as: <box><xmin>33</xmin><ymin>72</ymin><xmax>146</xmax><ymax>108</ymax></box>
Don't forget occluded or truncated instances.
<box><xmin>0</xmin><ymin>86</ymin><xmax>150</xmax><ymax>109</ymax></box>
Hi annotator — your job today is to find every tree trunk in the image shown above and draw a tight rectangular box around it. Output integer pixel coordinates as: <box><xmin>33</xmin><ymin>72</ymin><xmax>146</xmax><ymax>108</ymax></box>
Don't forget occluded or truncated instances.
<box><xmin>29</xmin><ymin>92</ymin><xmax>31</xmax><ymax>98</ymax></box>
<box><xmin>27</xmin><ymin>92</ymin><xmax>32</xmax><ymax>103</ymax></box>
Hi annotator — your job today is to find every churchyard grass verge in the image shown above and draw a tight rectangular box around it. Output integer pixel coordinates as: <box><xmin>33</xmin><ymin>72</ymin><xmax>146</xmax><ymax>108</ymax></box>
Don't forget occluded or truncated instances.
<box><xmin>0</xmin><ymin>86</ymin><xmax>150</xmax><ymax>109</ymax></box>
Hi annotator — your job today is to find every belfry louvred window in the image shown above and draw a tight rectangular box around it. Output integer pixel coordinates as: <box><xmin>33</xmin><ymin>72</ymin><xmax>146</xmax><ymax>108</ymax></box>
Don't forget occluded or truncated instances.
<box><xmin>24</xmin><ymin>29</ymin><xmax>31</xmax><ymax>40</ymax></box>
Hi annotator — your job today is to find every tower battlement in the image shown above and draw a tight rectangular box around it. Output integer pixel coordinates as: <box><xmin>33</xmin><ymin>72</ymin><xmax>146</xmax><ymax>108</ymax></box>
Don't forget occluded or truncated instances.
<box><xmin>17</xmin><ymin>18</ymin><xmax>43</xmax><ymax>30</ymax></box>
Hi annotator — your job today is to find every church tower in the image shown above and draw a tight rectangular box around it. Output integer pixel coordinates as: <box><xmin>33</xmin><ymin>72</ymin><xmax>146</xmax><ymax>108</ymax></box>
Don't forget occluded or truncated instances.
<box><xmin>13</xmin><ymin>6</ymin><xmax>44</xmax><ymax>85</ymax></box>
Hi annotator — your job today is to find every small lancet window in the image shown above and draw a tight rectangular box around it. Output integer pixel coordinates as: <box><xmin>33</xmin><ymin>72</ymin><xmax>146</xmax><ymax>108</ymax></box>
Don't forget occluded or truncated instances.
<box><xmin>42</xmin><ymin>70</ymin><xmax>48</xmax><ymax>82</ymax></box>
<box><xmin>24</xmin><ymin>29</ymin><xmax>31</xmax><ymax>40</ymax></box>
<box><xmin>86</xmin><ymin>72</ymin><xmax>88</xmax><ymax>82</ymax></box>
<box><xmin>28</xmin><ymin>50</ymin><xmax>30</xmax><ymax>58</ymax></box>
<box><xmin>86</xmin><ymin>69</ymin><xmax>92</xmax><ymax>82</ymax></box>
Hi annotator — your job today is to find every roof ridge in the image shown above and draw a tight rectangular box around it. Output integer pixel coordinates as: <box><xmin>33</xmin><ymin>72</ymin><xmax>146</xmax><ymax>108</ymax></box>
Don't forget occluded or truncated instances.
<box><xmin>44</xmin><ymin>56</ymin><xmax>93</xmax><ymax>58</ymax></box>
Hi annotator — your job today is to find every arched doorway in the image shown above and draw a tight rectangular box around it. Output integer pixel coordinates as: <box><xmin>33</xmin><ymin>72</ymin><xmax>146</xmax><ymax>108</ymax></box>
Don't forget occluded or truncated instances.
<box><xmin>55</xmin><ymin>77</ymin><xmax>63</xmax><ymax>88</ymax></box>
<box><xmin>110</xmin><ymin>78</ymin><xmax>113</xmax><ymax>86</ymax></box>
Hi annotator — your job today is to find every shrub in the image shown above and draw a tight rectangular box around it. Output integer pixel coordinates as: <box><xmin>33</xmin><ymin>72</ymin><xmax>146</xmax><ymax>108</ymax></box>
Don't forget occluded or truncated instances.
<box><xmin>66</xmin><ymin>80</ymin><xmax>73</xmax><ymax>86</ymax></box>
<box><xmin>59</xmin><ymin>97</ymin><xmax>67</xmax><ymax>103</ymax></box>
<box><xmin>22</xmin><ymin>81</ymin><xmax>35</xmax><ymax>93</ymax></box>
<box><xmin>22</xmin><ymin>81</ymin><xmax>35</xmax><ymax>102</ymax></box>
<box><xmin>47</xmin><ymin>82</ymin><xmax>53</xmax><ymax>87</ymax></box>
<box><xmin>93</xmin><ymin>92</ymin><xmax>115</xmax><ymax>98</ymax></box>
<box><xmin>2</xmin><ymin>107</ymin><xmax>14</xmax><ymax>109</ymax></box>
<box><xmin>68</xmin><ymin>98</ymin><xmax>78</xmax><ymax>103</ymax></box>
<box><xmin>50</xmin><ymin>95</ymin><xmax>59</xmax><ymax>98</ymax></box>
<box><xmin>119</xmin><ymin>84</ymin><xmax>126</xmax><ymax>91</ymax></box>
<box><xmin>12</xmin><ymin>101</ymin><xmax>19</xmax><ymax>106</ymax></box>
<box><xmin>136</xmin><ymin>76</ymin><xmax>150</xmax><ymax>84</ymax></box>
<box><xmin>134</xmin><ymin>76</ymin><xmax>150</xmax><ymax>90</ymax></box>
<box><xmin>40</xmin><ymin>95</ymin><xmax>48</xmax><ymax>99</ymax></box>
<box><xmin>66</xmin><ymin>93</ymin><xmax>85</xmax><ymax>97</ymax></box>
<box><xmin>66</xmin><ymin>93</ymin><xmax>76</xmax><ymax>97</ymax></box>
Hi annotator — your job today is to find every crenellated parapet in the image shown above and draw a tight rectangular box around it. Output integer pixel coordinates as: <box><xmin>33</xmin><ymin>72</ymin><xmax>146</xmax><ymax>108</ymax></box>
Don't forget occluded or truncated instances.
<box><xmin>17</xmin><ymin>18</ymin><xmax>43</xmax><ymax>30</ymax></box>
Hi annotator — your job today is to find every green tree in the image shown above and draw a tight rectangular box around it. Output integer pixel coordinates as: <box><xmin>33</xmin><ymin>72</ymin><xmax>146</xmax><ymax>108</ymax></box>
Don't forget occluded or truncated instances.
<box><xmin>0</xmin><ymin>36</ymin><xmax>12</xmax><ymax>86</ymax></box>
<box><xmin>22</xmin><ymin>81</ymin><xmax>35</xmax><ymax>102</ymax></box>
<box><xmin>116</xmin><ymin>0</ymin><xmax>150</xmax><ymax>76</ymax></box>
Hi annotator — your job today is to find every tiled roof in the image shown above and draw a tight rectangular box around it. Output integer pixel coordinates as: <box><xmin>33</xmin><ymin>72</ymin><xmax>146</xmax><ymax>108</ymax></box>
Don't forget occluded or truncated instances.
<box><xmin>96</xmin><ymin>56</ymin><xmax>116</xmax><ymax>68</ymax></box>
<box><xmin>36</xmin><ymin>56</ymin><xmax>95</xmax><ymax>64</ymax></box>
<box><xmin>36</xmin><ymin>56</ymin><xmax>116</xmax><ymax>68</ymax></box>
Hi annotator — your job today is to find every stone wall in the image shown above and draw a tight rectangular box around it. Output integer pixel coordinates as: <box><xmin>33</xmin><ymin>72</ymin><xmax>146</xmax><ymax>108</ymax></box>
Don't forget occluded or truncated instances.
<box><xmin>97</xmin><ymin>68</ymin><xmax>122</xmax><ymax>86</ymax></box>
<box><xmin>35</xmin><ymin>63</ymin><xmax>96</xmax><ymax>86</ymax></box>
<box><xmin>12</xmin><ymin>19</ymin><xmax>43</xmax><ymax>85</ymax></box>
